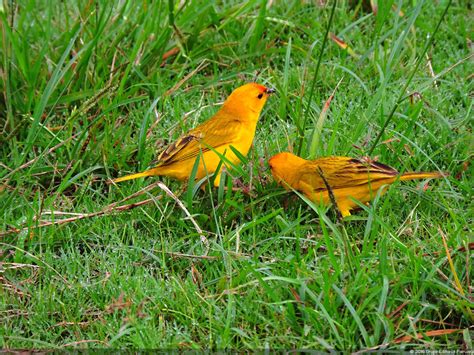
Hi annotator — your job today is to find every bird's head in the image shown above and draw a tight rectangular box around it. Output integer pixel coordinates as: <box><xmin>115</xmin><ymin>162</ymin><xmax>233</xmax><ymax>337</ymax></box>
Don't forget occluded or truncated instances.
<box><xmin>268</xmin><ymin>152</ymin><xmax>306</xmax><ymax>187</ymax></box>
<box><xmin>222</xmin><ymin>83</ymin><xmax>274</xmax><ymax>120</ymax></box>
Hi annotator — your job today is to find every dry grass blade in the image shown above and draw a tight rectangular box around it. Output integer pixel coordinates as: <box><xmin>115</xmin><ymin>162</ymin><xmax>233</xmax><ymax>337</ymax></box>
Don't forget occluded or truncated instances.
<box><xmin>308</xmin><ymin>77</ymin><xmax>343</xmax><ymax>159</ymax></box>
<box><xmin>296</xmin><ymin>0</ymin><xmax>337</xmax><ymax>155</ymax></box>
<box><xmin>2</xmin><ymin>132</ymin><xmax>80</xmax><ymax>181</ymax></box>
<box><xmin>1</xmin><ymin>275</ymin><xmax>31</xmax><ymax>298</ymax></box>
<box><xmin>329</xmin><ymin>32</ymin><xmax>358</xmax><ymax>58</ymax></box>
<box><xmin>163</xmin><ymin>250</ymin><xmax>280</xmax><ymax>261</ymax></box>
<box><xmin>290</xmin><ymin>287</ymin><xmax>304</xmax><ymax>305</ymax></box>
<box><xmin>0</xmin><ymin>199</ymin><xmax>155</xmax><ymax>237</ymax></box>
<box><xmin>355</xmin><ymin>328</ymin><xmax>464</xmax><ymax>353</ymax></box>
<box><xmin>387</xmin><ymin>301</ymin><xmax>409</xmax><ymax>319</ymax></box>
<box><xmin>438</xmin><ymin>226</ymin><xmax>465</xmax><ymax>296</ymax></box>
<box><xmin>368</xmin><ymin>0</ymin><xmax>453</xmax><ymax>155</ymax></box>
<box><xmin>107</xmin><ymin>180</ymin><xmax>163</xmax><ymax>208</ymax></box>
<box><xmin>155</xmin><ymin>181</ymin><xmax>208</xmax><ymax>249</ymax></box>
<box><xmin>391</xmin><ymin>4</ymin><xmax>405</xmax><ymax>17</ymax></box>
<box><xmin>164</xmin><ymin>60</ymin><xmax>209</xmax><ymax>96</ymax></box>
<box><xmin>426</xmin><ymin>53</ymin><xmax>438</xmax><ymax>88</ymax></box>
<box><xmin>0</xmin><ymin>181</ymin><xmax>166</xmax><ymax>237</ymax></box>
<box><xmin>166</xmin><ymin>252</ymin><xmax>217</xmax><ymax>260</ymax></box>
<box><xmin>0</xmin><ymin>178</ymin><xmax>209</xmax><ymax>253</ymax></box>
<box><xmin>49</xmin><ymin>321</ymin><xmax>91</xmax><ymax>329</ymax></box>
<box><xmin>62</xmin><ymin>339</ymin><xmax>110</xmax><ymax>347</ymax></box>
<box><xmin>1</xmin><ymin>262</ymin><xmax>40</xmax><ymax>270</ymax></box>
<box><xmin>393</xmin><ymin>328</ymin><xmax>462</xmax><ymax>344</ymax></box>
<box><xmin>161</xmin><ymin>46</ymin><xmax>180</xmax><ymax>66</ymax></box>
<box><xmin>0</xmin><ymin>242</ymin><xmax>71</xmax><ymax>287</ymax></box>
<box><xmin>3</xmin><ymin>82</ymin><xmax>117</xmax><ymax>182</ymax></box>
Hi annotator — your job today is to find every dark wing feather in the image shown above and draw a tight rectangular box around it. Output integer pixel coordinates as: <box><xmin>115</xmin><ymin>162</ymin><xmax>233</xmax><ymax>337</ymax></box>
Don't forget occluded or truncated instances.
<box><xmin>300</xmin><ymin>157</ymin><xmax>399</xmax><ymax>192</ymax></box>
<box><xmin>153</xmin><ymin>114</ymin><xmax>239</xmax><ymax>167</ymax></box>
<box><xmin>156</xmin><ymin>133</ymin><xmax>204</xmax><ymax>165</ymax></box>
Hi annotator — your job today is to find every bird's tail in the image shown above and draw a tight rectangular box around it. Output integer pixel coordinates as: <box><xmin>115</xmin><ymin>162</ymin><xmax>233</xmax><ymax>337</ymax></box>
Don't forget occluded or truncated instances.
<box><xmin>399</xmin><ymin>171</ymin><xmax>446</xmax><ymax>181</ymax></box>
<box><xmin>112</xmin><ymin>168</ymin><xmax>161</xmax><ymax>183</ymax></box>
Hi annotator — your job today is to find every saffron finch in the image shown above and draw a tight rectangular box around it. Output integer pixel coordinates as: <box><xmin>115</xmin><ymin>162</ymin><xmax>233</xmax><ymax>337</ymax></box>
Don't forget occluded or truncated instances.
<box><xmin>269</xmin><ymin>152</ymin><xmax>444</xmax><ymax>217</ymax></box>
<box><xmin>113</xmin><ymin>83</ymin><xmax>274</xmax><ymax>186</ymax></box>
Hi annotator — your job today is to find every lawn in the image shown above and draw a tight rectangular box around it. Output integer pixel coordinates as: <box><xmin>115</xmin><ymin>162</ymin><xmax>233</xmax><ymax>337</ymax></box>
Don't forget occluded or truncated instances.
<box><xmin>1</xmin><ymin>0</ymin><xmax>472</xmax><ymax>350</ymax></box>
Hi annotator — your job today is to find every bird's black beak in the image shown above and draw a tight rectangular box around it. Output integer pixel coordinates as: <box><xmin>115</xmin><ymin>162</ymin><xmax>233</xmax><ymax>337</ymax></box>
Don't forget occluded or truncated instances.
<box><xmin>265</xmin><ymin>87</ymin><xmax>276</xmax><ymax>94</ymax></box>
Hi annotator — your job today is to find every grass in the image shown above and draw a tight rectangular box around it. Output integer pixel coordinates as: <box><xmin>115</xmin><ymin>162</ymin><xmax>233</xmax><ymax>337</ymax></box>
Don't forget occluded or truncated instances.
<box><xmin>1</xmin><ymin>0</ymin><xmax>472</xmax><ymax>350</ymax></box>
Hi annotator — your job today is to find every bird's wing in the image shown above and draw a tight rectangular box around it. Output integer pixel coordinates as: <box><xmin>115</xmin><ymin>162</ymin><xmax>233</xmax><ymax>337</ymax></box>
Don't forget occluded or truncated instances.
<box><xmin>155</xmin><ymin>116</ymin><xmax>239</xmax><ymax>167</ymax></box>
<box><xmin>300</xmin><ymin>157</ymin><xmax>399</xmax><ymax>191</ymax></box>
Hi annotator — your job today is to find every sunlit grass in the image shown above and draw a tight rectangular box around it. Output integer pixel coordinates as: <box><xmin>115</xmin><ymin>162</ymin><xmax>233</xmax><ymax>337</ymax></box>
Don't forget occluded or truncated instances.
<box><xmin>1</xmin><ymin>0</ymin><xmax>471</xmax><ymax>350</ymax></box>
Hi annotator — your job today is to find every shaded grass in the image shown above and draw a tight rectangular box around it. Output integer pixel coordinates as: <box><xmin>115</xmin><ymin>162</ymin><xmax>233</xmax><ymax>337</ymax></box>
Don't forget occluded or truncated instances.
<box><xmin>1</xmin><ymin>0</ymin><xmax>472</xmax><ymax>350</ymax></box>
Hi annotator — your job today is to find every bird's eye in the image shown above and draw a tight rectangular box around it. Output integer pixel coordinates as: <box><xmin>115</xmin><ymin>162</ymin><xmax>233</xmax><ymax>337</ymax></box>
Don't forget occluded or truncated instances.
<box><xmin>257</xmin><ymin>93</ymin><xmax>263</xmax><ymax>99</ymax></box>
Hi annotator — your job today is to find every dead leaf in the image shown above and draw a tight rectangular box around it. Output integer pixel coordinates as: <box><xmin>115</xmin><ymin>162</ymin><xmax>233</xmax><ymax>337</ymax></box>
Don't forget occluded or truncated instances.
<box><xmin>106</xmin><ymin>293</ymin><xmax>132</xmax><ymax>313</ymax></box>
<box><xmin>393</xmin><ymin>328</ymin><xmax>462</xmax><ymax>344</ymax></box>
<box><xmin>161</xmin><ymin>47</ymin><xmax>180</xmax><ymax>67</ymax></box>
<box><xmin>329</xmin><ymin>33</ymin><xmax>359</xmax><ymax>58</ymax></box>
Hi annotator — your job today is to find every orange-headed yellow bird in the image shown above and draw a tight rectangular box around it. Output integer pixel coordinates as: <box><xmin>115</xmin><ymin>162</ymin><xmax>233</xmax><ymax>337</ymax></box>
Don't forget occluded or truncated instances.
<box><xmin>113</xmin><ymin>83</ymin><xmax>274</xmax><ymax>186</ymax></box>
<box><xmin>269</xmin><ymin>152</ymin><xmax>444</xmax><ymax>217</ymax></box>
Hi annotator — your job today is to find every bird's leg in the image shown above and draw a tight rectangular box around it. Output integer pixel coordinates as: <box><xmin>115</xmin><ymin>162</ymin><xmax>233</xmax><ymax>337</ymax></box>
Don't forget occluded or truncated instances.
<box><xmin>282</xmin><ymin>194</ymin><xmax>299</xmax><ymax>210</ymax></box>
<box><xmin>228</xmin><ymin>177</ymin><xmax>256</xmax><ymax>197</ymax></box>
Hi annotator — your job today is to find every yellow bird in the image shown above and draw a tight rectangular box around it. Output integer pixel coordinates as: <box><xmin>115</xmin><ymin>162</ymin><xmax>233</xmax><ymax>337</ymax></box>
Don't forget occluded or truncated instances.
<box><xmin>269</xmin><ymin>152</ymin><xmax>444</xmax><ymax>217</ymax></box>
<box><xmin>113</xmin><ymin>83</ymin><xmax>274</xmax><ymax>186</ymax></box>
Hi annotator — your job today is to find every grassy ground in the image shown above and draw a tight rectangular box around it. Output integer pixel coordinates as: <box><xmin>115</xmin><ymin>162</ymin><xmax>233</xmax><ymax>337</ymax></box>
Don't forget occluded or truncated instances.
<box><xmin>1</xmin><ymin>0</ymin><xmax>472</xmax><ymax>350</ymax></box>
